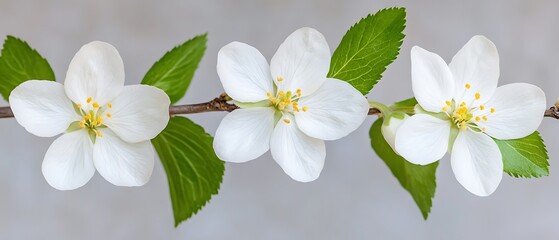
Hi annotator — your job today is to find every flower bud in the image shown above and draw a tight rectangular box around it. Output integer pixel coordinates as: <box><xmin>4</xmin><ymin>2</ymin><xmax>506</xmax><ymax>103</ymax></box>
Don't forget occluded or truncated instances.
<box><xmin>381</xmin><ymin>112</ymin><xmax>409</xmax><ymax>154</ymax></box>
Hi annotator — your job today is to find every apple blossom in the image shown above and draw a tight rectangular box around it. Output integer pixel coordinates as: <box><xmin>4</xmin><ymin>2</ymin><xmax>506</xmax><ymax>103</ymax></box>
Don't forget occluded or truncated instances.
<box><xmin>395</xmin><ymin>36</ymin><xmax>546</xmax><ymax>196</ymax></box>
<box><xmin>213</xmin><ymin>27</ymin><xmax>369</xmax><ymax>182</ymax></box>
<box><xmin>9</xmin><ymin>41</ymin><xmax>170</xmax><ymax>190</ymax></box>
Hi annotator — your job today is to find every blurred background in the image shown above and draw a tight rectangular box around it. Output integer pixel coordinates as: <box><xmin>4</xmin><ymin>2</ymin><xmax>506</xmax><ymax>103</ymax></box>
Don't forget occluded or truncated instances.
<box><xmin>1</xmin><ymin>0</ymin><xmax>558</xmax><ymax>239</ymax></box>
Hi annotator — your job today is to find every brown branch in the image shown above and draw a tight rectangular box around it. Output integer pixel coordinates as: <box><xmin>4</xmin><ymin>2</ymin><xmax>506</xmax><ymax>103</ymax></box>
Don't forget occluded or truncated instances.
<box><xmin>168</xmin><ymin>93</ymin><xmax>238</xmax><ymax>115</ymax></box>
<box><xmin>1</xmin><ymin>94</ymin><xmax>559</xmax><ymax>119</ymax></box>
<box><xmin>546</xmin><ymin>106</ymin><xmax>559</xmax><ymax>119</ymax></box>
<box><xmin>0</xmin><ymin>106</ymin><xmax>12</xmax><ymax>119</ymax></box>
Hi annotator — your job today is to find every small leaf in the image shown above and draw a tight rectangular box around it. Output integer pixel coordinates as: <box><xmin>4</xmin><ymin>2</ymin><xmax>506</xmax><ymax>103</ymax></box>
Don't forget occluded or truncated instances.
<box><xmin>152</xmin><ymin>116</ymin><xmax>225</xmax><ymax>226</ymax></box>
<box><xmin>328</xmin><ymin>8</ymin><xmax>406</xmax><ymax>94</ymax></box>
<box><xmin>370</xmin><ymin>118</ymin><xmax>438</xmax><ymax>219</ymax></box>
<box><xmin>392</xmin><ymin>97</ymin><xmax>417</xmax><ymax>109</ymax></box>
<box><xmin>0</xmin><ymin>36</ymin><xmax>55</xmax><ymax>101</ymax></box>
<box><xmin>142</xmin><ymin>34</ymin><xmax>207</xmax><ymax>104</ymax></box>
<box><xmin>495</xmin><ymin>131</ymin><xmax>549</xmax><ymax>178</ymax></box>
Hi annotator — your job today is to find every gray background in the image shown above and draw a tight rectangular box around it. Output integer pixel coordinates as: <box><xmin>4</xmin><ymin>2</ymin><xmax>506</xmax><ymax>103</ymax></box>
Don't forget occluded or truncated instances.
<box><xmin>0</xmin><ymin>0</ymin><xmax>558</xmax><ymax>239</ymax></box>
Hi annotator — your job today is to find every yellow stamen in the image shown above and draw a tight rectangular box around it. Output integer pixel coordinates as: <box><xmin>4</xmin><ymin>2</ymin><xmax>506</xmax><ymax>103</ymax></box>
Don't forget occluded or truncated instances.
<box><xmin>302</xmin><ymin>106</ymin><xmax>308</xmax><ymax>112</ymax></box>
<box><xmin>286</xmin><ymin>91</ymin><xmax>293</xmax><ymax>99</ymax></box>
<box><xmin>490</xmin><ymin>108</ymin><xmax>495</xmax><ymax>113</ymax></box>
<box><xmin>92</xmin><ymin>102</ymin><xmax>100</xmax><ymax>108</ymax></box>
<box><xmin>84</xmin><ymin>114</ymin><xmax>91</xmax><ymax>121</ymax></box>
<box><xmin>479</xmin><ymin>105</ymin><xmax>485</xmax><ymax>110</ymax></box>
<box><xmin>460</xmin><ymin>102</ymin><xmax>466</xmax><ymax>107</ymax></box>
<box><xmin>482</xmin><ymin>116</ymin><xmax>488</xmax><ymax>121</ymax></box>
<box><xmin>283</xmin><ymin>119</ymin><xmax>291</xmax><ymax>124</ymax></box>
<box><xmin>87</xmin><ymin>97</ymin><xmax>92</xmax><ymax>103</ymax></box>
<box><xmin>445</xmin><ymin>101</ymin><xmax>452</xmax><ymax>106</ymax></box>
<box><xmin>96</xmin><ymin>117</ymin><xmax>103</xmax><ymax>125</ymax></box>
<box><xmin>106</xmin><ymin>113</ymin><xmax>112</xmax><ymax>118</ymax></box>
<box><xmin>475</xmin><ymin>92</ymin><xmax>481</xmax><ymax>100</ymax></box>
<box><xmin>292</xmin><ymin>102</ymin><xmax>299</xmax><ymax>112</ymax></box>
<box><xmin>465</xmin><ymin>83</ymin><xmax>471</xmax><ymax>89</ymax></box>
<box><xmin>442</xmin><ymin>106</ymin><xmax>448</xmax><ymax>111</ymax></box>
<box><xmin>475</xmin><ymin>116</ymin><xmax>481</xmax><ymax>122</ymax></box>
<box><xmin>77</xmin><ymin>104</ymin><xmax>82</xmax><ymax>109</ymax></box>
<box><xmin>482</xmin><ymin>127</ymin><xmax>487</xmax><ymax>132</ymax></box>
<box><xmin>277</xmin><ymin>77</ymin><xmax>283</xmax><ymax>82</ymax></box>
<box><xmin>296</xmin><ymin>89</ymin><xmax>302</xmax><ymax>97</ymax></box>
<box><xmin>108</xmin><ymin>103</ymin><xmax>113</xmax><ymax>108</ymax></box>
<box><xmin>79</xmin><ymin>120</ymin><xmax>85</xmax><ymax>128</ymax></box>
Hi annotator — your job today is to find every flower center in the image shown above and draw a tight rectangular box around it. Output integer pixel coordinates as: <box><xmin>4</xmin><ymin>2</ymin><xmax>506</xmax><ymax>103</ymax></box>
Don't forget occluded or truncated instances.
<box><xmin>266</xmin><ymin>77</ymin><xmax>309</xmax><ymax>124</ymax></box>
<box><xmin>69</xmin><ymin>97</ymin><xmax>114</xmax><ymax>141</ymax></box>
<box><xmin>441</xmin><ymin>83</ymin><xmax>496</xmax><ymax>132</ymax></box>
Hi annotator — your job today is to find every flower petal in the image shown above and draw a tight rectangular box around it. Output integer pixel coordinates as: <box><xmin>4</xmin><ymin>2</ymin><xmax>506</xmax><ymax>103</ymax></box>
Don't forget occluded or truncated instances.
<box><xmin>64</xmin><ymin>41</ymin><xmax>125</xmax><ymax>106</ymax></box>
<box><xmin>449</xmin><ymin>36</ymin><xmax>499</xmax><ymax>104</ymax></box>
<box><xmin>395</xmin><ymin>114</ymin><xmax>451</xmax><ymax>165</ymax></box>
<box><xmin>411</xmin><ymin>46</ymin><xmax>455</xmax><ymax>113</ymax></box>
<box><xmin>103</xmin><ymin>85</ymin><xmax>170</xmax><ymax>143</ymax></box>
<box><xmin>42</xmin><ymin>130</ymin><xmax>95</xmax><ymax>190</ymax></box>
<box><xmin>270</xmin><ymin>116</ymin><xmax>325</xmax><ymax>182</ymax></box>
<box><xmin>9</xmin><ymin>80</ymin><xmax>79</xmax><ymax>137</ymax></box>
<box><xmin>93</xmin><ymin>129</ymin><xmax>155</xmax><ymax>187</ymax></box>
<box><xmin>450</xmin><ymin>129</ymin><xmax>503</xmax><ymax>196</ymax></box>
<box><xmin>478</xmin><ymin>83</ymin><xmax>546</xmax><ymax>140</ymax></box>
<box><xmin>217</xmin><ymin>42</ymin><xmax>274</xmax><ymax>102</ymax></box>
<box><xmin>294</xmin><ymin>78</ymin><xmax>368</xmax><ymax>140</ymax></box>
<box><xmin>381</xmin><ymin>113</ymin><xmax>410</xmax><ymax>153</ymax></box>
<box><xmin>270</xmin><ymin>27</ymin><xmax>330</xmax><ymax>96</ymax></box>
<box><xmin>213</xmin><ymin>107</ymin><xmax>276</xmax><ymax>163</ymax></box>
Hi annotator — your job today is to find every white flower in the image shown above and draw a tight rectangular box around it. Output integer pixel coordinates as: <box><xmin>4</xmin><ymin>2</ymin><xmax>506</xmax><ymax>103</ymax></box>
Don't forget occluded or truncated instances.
<box><xmin>394</xmin><ymin>36</ymin><xmax>546</xmax><ymax>196</ymax></box>
<box><xmin>381</xmin><ymin>112</ymin><xmax>409</xmax><ymax>153</ymax></box>
<box><xmin>213</xmin><ymin>28</ymin><xmax>369</xmax><ymax>182</ymax></box>
<box><xmin>9</xmin><ymin>41</ymin><xmax>170</xmax><ymax>190</ymax></box>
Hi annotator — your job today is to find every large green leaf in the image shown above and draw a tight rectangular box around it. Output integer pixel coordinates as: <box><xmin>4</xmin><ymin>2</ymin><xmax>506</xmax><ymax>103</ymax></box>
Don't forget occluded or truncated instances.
<box><xmin>142</xmin><ymin>34</ymin><xmax>207</xmax><ymax>104</ymax></box>
<box><xmin>370</xmin><ymin>118</ymin><xmax>438</xmax><ymax>219</ymax></box>
<box><xmin>151</xmin><ymin>117</ymin><xmax>225</xmax><ymax>226</ymax></box>
<box><xmin>0</xmin><ymin>36</ymin><xmax>55</xmax><ymax>101</ymax></box>
<box><xmin>328</xmin><ymin>8</ymin><xmax>406</xmax><ymax>94</ymax></box>
<box><xmin>495</xmin><ymin>131</ymin><xmax>549</xmax><ymax>178</ymax></box>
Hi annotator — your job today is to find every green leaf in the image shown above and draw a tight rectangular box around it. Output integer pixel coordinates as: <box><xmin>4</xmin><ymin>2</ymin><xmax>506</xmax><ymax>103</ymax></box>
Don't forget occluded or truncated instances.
<box><xmin>391</xmin><ymin>97</ymin><xmax>417</xmax><ymax>109</ymax></box>
<box><xmin>328</xmin><ymin>8</ymin><xmax>406</xmax><ymax>94</ymax></box>
<box><xmin>390</xmin><ymin>97</ymin><xmax>417</xmax><ymax>114</ymax></box>
<box><xmin>142</xmin><ymin>34</ymin><xmax>207</xmax><ymax>104</ymax></box>
<box><xmin>495</xmin><ymin>131</ymin><xmax>549</xmax><ymax>178</ymax></box>
<box><xmin>151</xmin><ymin>116</ymin><xmax>225</xmax><ymax>226</ymax></box>
<box><xmin>0</xmin><ymin>36</ymin><xmax>55</xmax><ymax>101</ymax></box>
<box><xmin>370</xmin><ymin>118</ymin><xmax>438</xmax><ymax>219</ymax></box>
